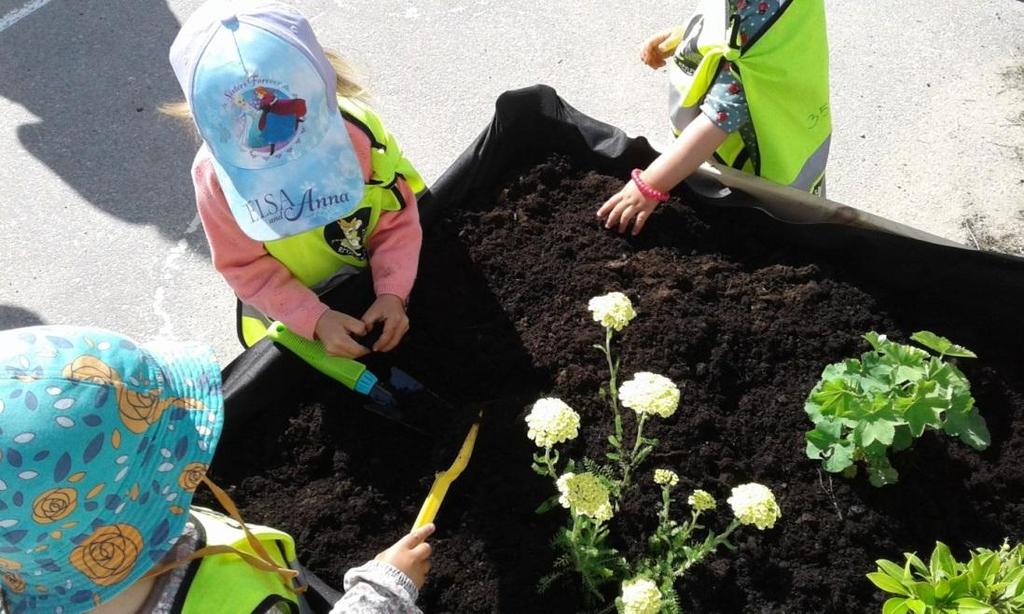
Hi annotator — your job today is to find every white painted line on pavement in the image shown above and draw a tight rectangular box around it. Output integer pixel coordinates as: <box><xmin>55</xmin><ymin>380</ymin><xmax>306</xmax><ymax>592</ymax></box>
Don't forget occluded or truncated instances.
<box><xmin>153</xmin><ymin>213</ymin><xmax>203</xmax><ymax>341</ymax></box>
<box><xmin>0</xmin><ymin>0</ymin><xmax>55</xmax><ymax>34</ymax></box>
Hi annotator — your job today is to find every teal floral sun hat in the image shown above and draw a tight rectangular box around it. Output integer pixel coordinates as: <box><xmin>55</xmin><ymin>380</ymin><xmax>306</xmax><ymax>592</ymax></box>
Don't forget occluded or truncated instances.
<box><xmin>0</xmin><ymin>326</ymin><xmax>223</xmax><ymax>613</ymax></box>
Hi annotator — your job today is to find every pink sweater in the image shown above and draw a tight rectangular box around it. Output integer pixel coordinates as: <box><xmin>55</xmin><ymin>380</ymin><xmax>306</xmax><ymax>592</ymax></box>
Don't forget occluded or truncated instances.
<box><xmin>192</xmin><ymin>120</ymin><xmax>422</xmax><ymax>341</ymax></box>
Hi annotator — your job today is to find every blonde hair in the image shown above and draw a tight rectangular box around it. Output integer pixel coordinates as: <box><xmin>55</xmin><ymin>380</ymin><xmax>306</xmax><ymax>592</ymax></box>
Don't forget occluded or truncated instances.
<box><xmin>159</xmin><ymin>49</ymin><xmax>367</xmax><ymax>124</ymax></box>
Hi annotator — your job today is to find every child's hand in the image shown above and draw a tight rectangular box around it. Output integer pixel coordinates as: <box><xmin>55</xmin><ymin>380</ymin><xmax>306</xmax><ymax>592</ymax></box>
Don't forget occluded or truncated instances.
<box><xmin>376</xmin><ymin>523</ymin><xmax>435</xmax><ymax>589</ymax></box>
<box><xmin>641</xmin><ymin>29</ymin><xmax>679</xmax><ymax>69</ymax></box>
<box><xmin>314</xmin><ymin>310</ymin><xmax>370</xmax><ymax>358</ymax></box>
<box><xmin>597</xmin><ymin>180</ymin><xmax>660</xmax><ymax>235</ymax></box>
<box><xmin>361</xmin><ymin>294</ymin><xmax>409</xmax><ymax>353</ymax></box>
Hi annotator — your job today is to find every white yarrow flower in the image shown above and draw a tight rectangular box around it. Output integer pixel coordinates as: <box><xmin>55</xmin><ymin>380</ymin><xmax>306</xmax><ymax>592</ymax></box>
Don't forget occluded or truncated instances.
<box><xmin>688</xmin><ymin>489</ymin><xmax>717</xmax><ymax>512</ymax></box>
<box><xmin>618</xmin><ymin>577</ymin><xmax>662</xmax><ymax>614</ymax></box>
<box><xmin>727</xmin><ymin>483</ymin><xmax>781</xmax><ymax>530</ymax></box>
<box><xmin>557</xmin><ymin>472</ymin><xmax>613</xmax><ymax>523</ymax></box>
<box><xmin>525</xmin><ymin>398</ymin><xmax>580</xmax><ymax>448</ymax></box>
<box><xmin>653</xmin><ymin>469</ymin><xmax>679</xmax><ymax>487</ymax></box>
<box><xmin>588</xmin><ymin>292</ymin><xmax>636</xmax><ymax>332</ymax></box>
<box><xmin>619</xmin><ymin>372</ymin><xmax>680</xmax><ymax>418</ymax></box>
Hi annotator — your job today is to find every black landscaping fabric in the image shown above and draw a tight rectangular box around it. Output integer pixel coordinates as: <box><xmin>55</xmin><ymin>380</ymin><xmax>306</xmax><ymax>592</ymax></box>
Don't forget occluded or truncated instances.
<box><xmin>214</xmin><ymin>85</ymin><xmax>1024</xmax><ymax>611</ymax></box>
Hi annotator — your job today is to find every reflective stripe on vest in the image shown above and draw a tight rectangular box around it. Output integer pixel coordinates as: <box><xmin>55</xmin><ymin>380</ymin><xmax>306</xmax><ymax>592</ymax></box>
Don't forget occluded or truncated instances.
<box><xmin>176</xmin><ymin>507</ymin><xmax>301</xmax><ymax>614</ymax></box>
<box><xmin>668</xmin><ymin>0</ymin><xmax>831</xmax><ymax>192</ymax></box>
<box><xmin>238</xmin><ymin>97</ymin><xmax>424</xmax><ymax>346</ymax></box>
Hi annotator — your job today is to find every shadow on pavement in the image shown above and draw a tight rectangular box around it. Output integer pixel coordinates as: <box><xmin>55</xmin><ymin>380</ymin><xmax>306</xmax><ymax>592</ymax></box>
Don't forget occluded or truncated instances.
<box><xmin>0</xmin><ymin>0</ymin><xmax>207</xmax><ymax>249</ymax></box>
<box><xmin>0</xmin><ymin>305</ymin><xmax>45</xmax><ymax>330</ymax></box>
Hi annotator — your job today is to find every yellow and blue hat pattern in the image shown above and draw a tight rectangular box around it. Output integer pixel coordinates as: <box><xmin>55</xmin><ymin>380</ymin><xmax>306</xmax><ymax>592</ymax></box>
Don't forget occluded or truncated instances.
<box><xmin>0</xmin><ymin>326</ymin><xmax>223</xmax><ymax>613</ymax></box>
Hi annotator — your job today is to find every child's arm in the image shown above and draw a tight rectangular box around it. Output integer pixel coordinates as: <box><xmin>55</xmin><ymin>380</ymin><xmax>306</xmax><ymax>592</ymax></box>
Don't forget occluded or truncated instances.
<box><xmin>330</xmin><ymin>524</ymin><xmax>434</xmax><ymax>614</ymax></box>
<box><xmin>361</xmin><ymin>180</ymin><xmax>422</xmax><ymax>352</ymax></box>
<box><xmin>366</xmin><ymin>180</ymin><xmax>421</xmax><ymax>303</ymax></box>
<box><xmin>192</xmin><ymin>156</ymin><xmax>330</xmax><ymax>341</ymax></box>
<box><xmin>597</xmin><ymin>114</ymin><xmax>728</xmax><ymax>234</ymax></box>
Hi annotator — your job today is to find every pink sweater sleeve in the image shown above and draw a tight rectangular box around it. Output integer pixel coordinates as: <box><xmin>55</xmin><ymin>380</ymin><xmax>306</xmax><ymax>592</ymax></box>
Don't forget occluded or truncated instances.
<box><xmin>192</xmin><ymin>153</ymin><xmax>329</xmax><ymax>340</ymax></box>
<box><xmin>367</xmin><ymin>180</ymin><xmax>422</xmax><ymax>302</ymax></box>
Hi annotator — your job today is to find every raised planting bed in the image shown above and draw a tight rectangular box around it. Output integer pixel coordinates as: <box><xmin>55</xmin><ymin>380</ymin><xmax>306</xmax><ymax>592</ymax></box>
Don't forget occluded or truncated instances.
<box><xmin>206</xmin><ymin>88</ymin><xmax>1024</xmax><ymax>613</ymax></box>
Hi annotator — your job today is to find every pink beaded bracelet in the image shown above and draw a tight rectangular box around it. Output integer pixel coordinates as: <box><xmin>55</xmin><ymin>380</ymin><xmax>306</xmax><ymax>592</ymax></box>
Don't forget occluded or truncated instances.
<box><xmin>630</xmin><ymin>169</ymin><xmax>670</xmax><ymax>203</ymax></box>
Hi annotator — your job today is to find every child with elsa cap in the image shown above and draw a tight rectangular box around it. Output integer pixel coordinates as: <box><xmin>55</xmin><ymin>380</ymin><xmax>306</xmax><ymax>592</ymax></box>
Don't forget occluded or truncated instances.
<box><xmin>0</xmin><ymin>326</ymin><xmax>433</xmax><ymax>613</ymax></box>
<box><xmin>164</xmin><ymin>0</ymin><xmax>424</xmax><ymax>358</ymax></box>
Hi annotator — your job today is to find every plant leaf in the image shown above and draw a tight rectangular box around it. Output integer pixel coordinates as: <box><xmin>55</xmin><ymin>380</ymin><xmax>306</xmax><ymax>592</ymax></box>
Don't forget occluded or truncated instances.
<box><xmin>877</xmin><ymin>559</ymin><xmax>910</xmax><ymax>582</ymax></box>
<box><xmin>904</xmin><ymin>397</ymin><xmax>945</xmax><ymax>437</ymax></box>
<box><xmin>911</xmin><ymin>331</ymin><xmax>977</xmax><ymax>359</ymax></box>
<box><xmin>867</xmin><ymin>460</ymin><xmax>899</xmax><ymax>487</ymax></box>
<box><xmin>823</xmin><ymin>442</ymin><xmax>855</xmax><ymax>473</ymax></box>
<box><xmin>864</xmin><ymin>331</ymin><xmax>888</xmax><ymax>351</ymax></box>
<box><xmin>535</xmin><ymin>495</ymin><xmax>560</xmax><ymax>515</ymax></box>
<box><xmin>861</xmin><ymin>418</ymin><xmax>897</xmax><ymax>447</ymax></box>
<box><xmin>905</xmin><ymin>597</ymin><xmax>929</xmax><ymax>614</ymax></box>
<box><xmin>929</xmin><ymin>542</ymin><xmax>956</xmax><ymax>580</ymax></box>
<box><xmin>905</xmin><ymin>599</ymin><xmax>926</xmax><ymax>614</ymax></box>
<box><xmin>905</xmin><ymin>553</ymin><xmax>929</xmax><ymax>575</ymax></box>
<box><xmin>811</xmin><ymin>378</ymin><xmax>864</xmax><ymax>417</ymax></box>
<box><xmin>881</xmin><ymin>598</ymin><xmax>910</xmax><ymax>614</ymax></box>
<box><xmin>806</xmin><ymin>426</ymin><xmax>840</xmax><ymax>459</ymax></box>
<box><xmin>911</xmin><ymin>581</ymin><xmax>936</xmax><ymax>605</ymax></box>
<box><xmin>895</xmin><ymin>365</ymin><xmax>925</xmax><ymax>384</ymax></box>
<box><xmin>869</xmin><ymin>572</ymin><xmax>911</xmax><ymax>596</ymax></box>
<box><xmin>942</xmin><ymin>407</ymin><xmax>991</xmax><ymax>451</ymax></box>
<box><xmin>952</xmin><ymin>597</ymin><xmax>996</xmax><ymax>614</ymax></box>
<box><xmin>891</xmin><ymin>425</ymin><xmax>914</xmax><ymax>452</ymax></box>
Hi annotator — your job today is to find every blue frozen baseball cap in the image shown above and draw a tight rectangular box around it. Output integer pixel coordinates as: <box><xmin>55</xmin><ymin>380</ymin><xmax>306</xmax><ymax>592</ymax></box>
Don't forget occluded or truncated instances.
<box><xmin>170</xmin><ymin>1</ymin><xmax>364</xmax><ymax>241</ymax></box>
<box><xmin>0</xmin><ymin>326</ymin><xmax>223</xmax><ymax>613</ymax></box>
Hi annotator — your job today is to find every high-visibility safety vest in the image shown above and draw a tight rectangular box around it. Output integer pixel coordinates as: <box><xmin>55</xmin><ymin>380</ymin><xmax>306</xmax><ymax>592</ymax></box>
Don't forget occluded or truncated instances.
<box><xmin>176</xmin><ymin>507</ymin><xmax>303</xmax><ymax>614</ymax></box>
<box><xmin>667</xmin><ymin>0</ymin><xmax>831</xmax><ymax>193</ymax></box>
<box><xmin>238</xmin><ymin>97</ymin><xmax>425</xmax><ymax>347</ymax></box>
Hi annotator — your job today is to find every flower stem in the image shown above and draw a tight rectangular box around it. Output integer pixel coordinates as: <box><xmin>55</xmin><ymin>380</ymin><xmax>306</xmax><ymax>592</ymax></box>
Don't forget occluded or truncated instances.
<box><xmin>675</xmin><ymin>519</ymin><xmax>740</xmax><ymax>576</ymax></box>
<box><xmin>543</xmin><ymin>446</ymin><xmax>557</xmax><ymax>479</ymax></box>
<box><xmin>602</xmin><ymin>327</ymin><xmax>624</xmax><ymax>447</ymax></box>
<box><xmin>660</xmin><ymin>485</ymin><xmax>672</xmax><ymax>523</ymax></box>
<box><xmin>620</xmin><ymin>413</ymin><xmax>648</xmax><ymax>492</ymax></box>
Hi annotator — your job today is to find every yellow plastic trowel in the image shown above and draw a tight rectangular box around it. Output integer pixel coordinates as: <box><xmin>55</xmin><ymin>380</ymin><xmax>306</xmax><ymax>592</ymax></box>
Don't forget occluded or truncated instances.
<box><xmin>412</xmin><ymin>415</ymin><xmax>482</xmax><ymax>530</ymax></box>
<box><xmin>657</xmin><ymin>26</ymin><xmax>686</xmax><ymax>55</ymax></box>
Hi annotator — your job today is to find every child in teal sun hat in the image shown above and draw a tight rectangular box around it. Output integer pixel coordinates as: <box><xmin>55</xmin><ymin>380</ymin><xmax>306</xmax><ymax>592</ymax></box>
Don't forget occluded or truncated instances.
<box><xmin>0</xmin><ymin>326</ymin><xmax>433</xmax><ymax>613</ymax></box>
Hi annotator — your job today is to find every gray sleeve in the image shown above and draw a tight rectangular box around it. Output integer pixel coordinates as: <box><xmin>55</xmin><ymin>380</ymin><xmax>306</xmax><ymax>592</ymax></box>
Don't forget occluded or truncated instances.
<box><xmin>699</xmin><ymin>67</ymin><xmax>750</xmax><ymax>133</ymax></box>
<box><xmin>329</xmin><ymin>560</ymin><xmax>422</xmax><ymax>614</ymax></box>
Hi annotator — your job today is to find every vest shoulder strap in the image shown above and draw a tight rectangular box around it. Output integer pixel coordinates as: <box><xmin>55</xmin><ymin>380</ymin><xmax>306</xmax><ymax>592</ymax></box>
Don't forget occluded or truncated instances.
<box><xmin>337</xmin><ymin>97</ymin><xmax>388</xmax><ymax>150</ymax></box>
<box><xmin>174</xmin><ymin>508</ymin><xmax>301</xmax><ymax>614</ymax></box>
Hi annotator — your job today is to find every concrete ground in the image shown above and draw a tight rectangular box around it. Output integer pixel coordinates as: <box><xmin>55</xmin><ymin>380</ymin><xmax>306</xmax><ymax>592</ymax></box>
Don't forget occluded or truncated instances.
<box><xmin>1</xmin><ymin>0</ymin><xmax>1022</xmax><ymax>364</ymax></box>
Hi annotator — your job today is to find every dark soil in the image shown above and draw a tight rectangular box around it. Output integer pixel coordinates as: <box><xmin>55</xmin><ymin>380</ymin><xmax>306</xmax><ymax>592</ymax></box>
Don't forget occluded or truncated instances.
<box><xmin>205</xmin><ymin>156</ymin><xmax>1024</xmax><ymax>613</ymax></box>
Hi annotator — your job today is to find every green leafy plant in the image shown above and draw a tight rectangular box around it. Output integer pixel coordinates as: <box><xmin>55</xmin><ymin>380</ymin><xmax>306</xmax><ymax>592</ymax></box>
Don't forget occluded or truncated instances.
<box><xmin>805</xmin><ymin>331</ymin><xmax>989</xmax><ymax>487</ymax></box>
<box><xmin>526</xmin><ymin>293</ymin><xmax>782</xmax><ymax>609</ymax></box>
<box><xmin>868</xmin><ymin>541</ymin><xmax>1024</xmax><ymax>613</ymax></box>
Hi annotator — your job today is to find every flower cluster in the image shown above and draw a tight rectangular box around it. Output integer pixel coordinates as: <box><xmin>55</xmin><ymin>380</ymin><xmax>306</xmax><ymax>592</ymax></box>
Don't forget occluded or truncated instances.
<box><xmin>619</xmin><ymin>372</ymin><xmax>680</xmax><ymax>418</ymax></box>
<box><xmin>525</xmin><ymin>398</ymin><xmax>581</xmax><ymax>448</ymax></box>
<box><xmin>557</xmin><ymin>472</ymin><xmax>614</xmax><ymax>523</ymax></box>
<box><xmin>618</xmin><ymin>577</ymin><xmax>662</xmax><ymax>614</ymax></box>
<box><xmin>687</xmin><ymin>489</ymin><xmax>717</xmax><ymax>512</ymax></box>
<box><xmin>727</xmin><ymin>483</ymin><xmax>781</xmax><ymax>530</ymax></box>
<box><xmin>653</xmin><ymin>469</ymin><xmax>679</xmax><ymax>487</ymax></box>
<box><xmin>588</xmin><ymin>292</ymin><xmax>636</xmax><ymax>332</ymax></box>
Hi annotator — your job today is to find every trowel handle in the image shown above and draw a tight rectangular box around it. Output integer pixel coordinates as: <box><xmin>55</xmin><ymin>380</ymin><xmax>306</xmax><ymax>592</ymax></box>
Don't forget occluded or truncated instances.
<box><xmin>657</xmin><ymin>26</ymin><xmax>685</xmax><ymax>54</ymax></box>
<box><xmin>265</xmin><ymin>321</ymin><xmax>378</xmax><ymax>395</ymax></box>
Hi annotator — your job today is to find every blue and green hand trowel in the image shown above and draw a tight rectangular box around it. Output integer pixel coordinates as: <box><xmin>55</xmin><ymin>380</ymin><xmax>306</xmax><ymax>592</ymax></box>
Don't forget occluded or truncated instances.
<box><xmin>265</xmin><ymin>321</ymin><xmax>429</xmax><ymax>432</ymax></box>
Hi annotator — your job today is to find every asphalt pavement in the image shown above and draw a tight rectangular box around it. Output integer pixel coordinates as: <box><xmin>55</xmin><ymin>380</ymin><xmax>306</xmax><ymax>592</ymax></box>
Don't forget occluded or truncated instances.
<box><xmin>1</xmin><ymin>0</ymin><xmax>1022</xmax><ymax>364</ymax></box>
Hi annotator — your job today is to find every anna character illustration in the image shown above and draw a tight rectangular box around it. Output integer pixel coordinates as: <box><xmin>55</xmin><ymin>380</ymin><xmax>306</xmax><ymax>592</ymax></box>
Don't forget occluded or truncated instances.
<box><xmin>246</xmin><ymin>86</ymin><xmax>307</xmax><ymax>155</ymax></box>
